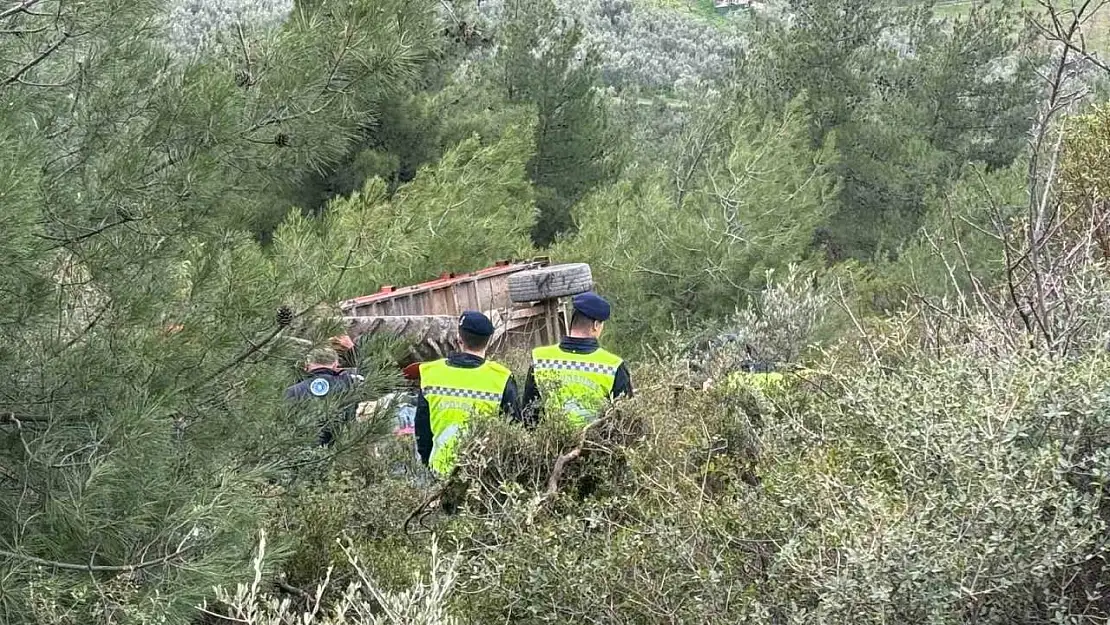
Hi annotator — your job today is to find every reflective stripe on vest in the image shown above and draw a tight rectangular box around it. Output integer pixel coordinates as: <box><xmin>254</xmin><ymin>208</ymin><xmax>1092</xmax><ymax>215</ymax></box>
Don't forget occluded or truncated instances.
<box><xmin>419</xmin><ymin>358</ymin><xmax>511</xmax><ymax>476</ymax></box>
<box><xmin>531</xmin><ymin>344</ymin><xmax>622</xmax><ymax>428</ymax></box>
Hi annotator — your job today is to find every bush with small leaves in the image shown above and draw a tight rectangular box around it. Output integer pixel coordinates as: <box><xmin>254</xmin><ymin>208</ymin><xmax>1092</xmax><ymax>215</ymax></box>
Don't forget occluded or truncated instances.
<box><xmin>204</xmin><ymin>530</ymin><xmax>462</xmax><ymax>625</ymax></box>
<box><xmin>253</xmin><ymin>304</ymin><xmax>1110</xmax><ymax>624</ymax></box>
<box><xmin>683</xmin><ymin>263</ymin><xmax>835</xmax><ymax>374</ymax></box>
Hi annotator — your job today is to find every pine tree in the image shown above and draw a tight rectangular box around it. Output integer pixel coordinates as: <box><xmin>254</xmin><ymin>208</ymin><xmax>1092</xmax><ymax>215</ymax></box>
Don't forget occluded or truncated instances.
<box><xmin>0</xmin><ymin>0</ymin><xmax>437</xmax><ymax>621</ymax></box>
<box><xmin>269</xmin><ymin>115</ymin><xmax>539</xmax><ymax>304</ymax></box>
<box><xmin>499</xmin><ymin>0</ymin><xmax>622</xmax><ymax>245</ymax></box>
<box><xmin>742</xmin><ymin>0</ymin><xmax>1039</xmax><ymax>259</ymax></box>
<box><xmin>554</xmin><ymin>99</ymin><xmax>836</xmax><ymax>351</ymax></box>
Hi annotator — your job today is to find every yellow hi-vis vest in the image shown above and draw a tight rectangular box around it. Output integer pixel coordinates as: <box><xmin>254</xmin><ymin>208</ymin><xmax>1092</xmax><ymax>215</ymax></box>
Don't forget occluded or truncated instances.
<box><xmin>419</xmin><ymin>358</ymin><xmax>511</xmax><ymax>476</ymax></box>
<box><xmin>531</xmin><ymin>344</ymin><xmax>623</xmax><ymax>428</ymax></box>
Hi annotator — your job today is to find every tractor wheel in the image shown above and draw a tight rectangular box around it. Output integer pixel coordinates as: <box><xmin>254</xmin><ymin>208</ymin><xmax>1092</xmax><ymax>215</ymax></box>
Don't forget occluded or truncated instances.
<box><xmin>508</xmin><ymin>263</ymin><xmax>593</xmax><ymax>303</ymax></box>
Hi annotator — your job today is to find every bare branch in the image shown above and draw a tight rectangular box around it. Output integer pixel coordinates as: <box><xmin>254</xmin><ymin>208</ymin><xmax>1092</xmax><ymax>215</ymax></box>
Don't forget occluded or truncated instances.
<box><xmin>0</xmin><ymin>0</ymin><xmax>43</xmax><ymax>21</ymax></box>
<box><xmin>0</xmin><ymin>543</ymin><xmax>193</xmax><ymax>573</ymax></box>
<box><xmin>537</xmin><ymin>409</ymin><xmax>614</xmax><ymax>505</ymax></box>
<box><xmin>1</xmin><ymin>31</ymin><xmax>68</xmax><ymax>89</ymax></box>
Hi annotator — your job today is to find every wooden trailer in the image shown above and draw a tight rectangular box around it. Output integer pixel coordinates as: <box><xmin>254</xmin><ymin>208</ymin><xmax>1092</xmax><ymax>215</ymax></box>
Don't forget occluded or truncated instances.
<box><xmin>338</xmin><ymin>258</ymin><xmax>593</xmax><ymax>363</ymax></box>
<box><xmin>337</xmin><ymin>258</ymin><xmax>595</xmax><ymax>429</ymax></box>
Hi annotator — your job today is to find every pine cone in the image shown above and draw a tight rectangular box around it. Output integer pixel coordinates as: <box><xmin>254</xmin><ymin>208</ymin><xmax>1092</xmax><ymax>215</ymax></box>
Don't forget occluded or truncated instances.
<box><xmin>274</xmin><ymin>133</ymin><xmax>289</xmax><ymax>147</ymax></box>
<box><xmin>276</xmin><ymin>305</ymin><xmax>294</xmax><ymax>327</ymax></box>
<box><xmin>234</xmin><ymin>69</ymin><xmax>252</xmax><ymax>88</ymax></box>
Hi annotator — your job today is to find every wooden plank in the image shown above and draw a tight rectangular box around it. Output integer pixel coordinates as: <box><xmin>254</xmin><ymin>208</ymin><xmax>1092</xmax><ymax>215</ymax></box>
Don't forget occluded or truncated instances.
<box><xmin>460</xmin><ymin>280</ymin><xmax>475</xmax><ymax>311</ymax></box>
<box><xmin>508</xmin><ymin>305</ymin><xmax>546</xmax><ymax>320</ymax></box>
<box><xmin>483</xmin><ymin>275</ymin><xmax>495</xmax><ymax>311</ymax></box>
<box><xmin>491</xmin><ymin>274</ymin><xmax>509</xmax><ymax>309</ymax></box>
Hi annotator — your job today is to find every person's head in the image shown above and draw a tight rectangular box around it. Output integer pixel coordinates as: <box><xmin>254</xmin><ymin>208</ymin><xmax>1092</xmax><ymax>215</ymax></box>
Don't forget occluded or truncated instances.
<box><xmin>568</xmin><ymin>292</ymin><xmax>610</xmax><ymax>339</ymax></box>
<box><xmin>329</xmin><ymin>334</ymin><xmax>355</xmax><ymax>352</ymax></box>
<box><xmin>457</xmin><ymin>310</ymin><xmax>494</xmax><ymax>356</ymax></box>
<box><xmin>305</xmin><ymin>347</ymin><xmax>340</xmax><ymax>372</ymax></box>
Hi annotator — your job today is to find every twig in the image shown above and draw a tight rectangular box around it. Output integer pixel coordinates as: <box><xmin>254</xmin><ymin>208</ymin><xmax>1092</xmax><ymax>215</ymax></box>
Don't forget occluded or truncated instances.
<box><xmin>833</xmin><ymin>277</ymin><xmax>880</xmax><ymax>363</ymax></box>
<box><xmin>0</xmin><ymin>544</ymin><xmax>192</xmax><ymax>572</ymax></box>
<box><xmin>544</xmin><ymin>449</ymin><xmax>582</xmax><ymax>497</ymax></box>
<box><xmin>1032</xmin><ymin>21</ymin><xmax>1110</xmax><ymax>74</ymax></box>
<box><xmin>276</xmin><ymin>576</ymin><xmax>311</xmax><ymax>600</ymax></box>
<box><xmin>1</xmin><ymin>32</ymin><xmax>68</xmax><ymax>88</ymax></box>
<box><xmin>182</xmin><ymin>325</ymin><xmax>284</xmax><ymax>393</ymax></box>
<box><xmin>196</xmin><ymin>606</ymin><xmax>249</xmax><ymax>624</ymax></box>
<box><xmin>402</xmin><ymin>470</ymin><xmax>457</xmax><ymax>539</ymax></box>
<box><xmin>538</xmin><ymin>408</ymin><xmax>614</xmax><ymax>503</ymax></box>
<box><xmin>0</xmin><ymin>0</ymin><xmax>43</xmax><ymax>21</ymax></box>
<box><xmin>235</xmin><ymin>22</ymin><xmax>252</xmax><ymax>83</ymax></box>
<box><xmin>38</xmin><ymin>215</ymin><xmax>139</xmax><ymax>249</ymax></box>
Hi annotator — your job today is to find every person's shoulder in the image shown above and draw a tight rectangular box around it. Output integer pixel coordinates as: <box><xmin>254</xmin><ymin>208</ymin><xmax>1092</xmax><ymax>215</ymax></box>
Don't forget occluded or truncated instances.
<box><xmin>595</xmin><ymin>347</ymin><xmax>625</xmax><ymax>365</ymax></box>
<box><xmin>336</xmin><ymin>370</ymin><xmax>360</xmax><ymax>384</ymax></box>
<box><xmin>531</xmin><ymin>343</ymin><xmax>560</xmax><ymax>358</ymax></box>
<box><xmin>484</xmin><ymin>359</ymin><xmax>513</xmax><ymax>377</ymax></box>
<box><xmin>420</xmin><ymin>358</ymin><xmax>448</xmax><ymax>373</ymax></box>
<box><xmin>284</xmin><ymin>379</ymin><xmax>310</xmax><ymax>400</ymax></box>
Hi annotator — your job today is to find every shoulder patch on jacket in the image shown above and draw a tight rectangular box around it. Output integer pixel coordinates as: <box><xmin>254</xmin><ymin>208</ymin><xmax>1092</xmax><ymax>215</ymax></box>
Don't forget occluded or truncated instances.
<box><xmin>309</xmin><ymin>377</ymin><xmax>331</xmax><ymax>397</ymax></box>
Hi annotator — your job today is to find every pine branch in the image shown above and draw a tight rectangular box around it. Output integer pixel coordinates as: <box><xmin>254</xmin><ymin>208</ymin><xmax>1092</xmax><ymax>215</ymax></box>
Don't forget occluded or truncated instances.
<box><xmin>183</xmin><ymin>325</ymin><xmax>284</xmax><ymax>394</ymax></box>
<box><xmin>0</xmin><ymin>0</ymin><xmax>43</xmax><ymax>21</ymax></box>
<box><xmin>0</xmin><ymin>544</ymin><xmax>193</xmax><ymax>572</ymax></box>
<box><xmin>242</xmin><ymin>25</ymin><xmax>359</xmax><ymax>134</ymax></box>
<box><xmin>1</xmin><ymin>31</ymin><xmax>69</xmax><ymax>89</ymax></box>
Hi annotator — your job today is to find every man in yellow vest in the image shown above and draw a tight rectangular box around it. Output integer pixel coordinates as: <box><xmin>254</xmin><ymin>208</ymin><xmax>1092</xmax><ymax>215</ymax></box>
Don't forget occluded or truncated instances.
<box><xmin>521</xmin><ymin>292</ymin><xmax>632</xmax><ymax>427</ymax></box>
<box><xmin>414</xmin><ymin>310</ymin><xmax>520</xmax><ymax>476</ymax></box>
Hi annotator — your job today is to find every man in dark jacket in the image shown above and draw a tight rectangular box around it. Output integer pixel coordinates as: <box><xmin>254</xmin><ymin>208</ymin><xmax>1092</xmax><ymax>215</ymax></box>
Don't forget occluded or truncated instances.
<box><xmin>414</xmin><ymin>311</ymin><xmax>521</xmax><ymax>475</ymax></box>
<box><xmin>521</xmin><ymin>292</ymin><xmax>632</xmax><ymax>427</ymax></box>
<box><xmin>283</xmin><ymin>346</ymin><xmax>360</xmax><ymax>446</ymax></box>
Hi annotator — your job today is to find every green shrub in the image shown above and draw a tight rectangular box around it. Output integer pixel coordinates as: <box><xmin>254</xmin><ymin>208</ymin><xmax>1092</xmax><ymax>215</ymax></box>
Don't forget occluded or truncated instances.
<box><xmin>273</xmin><ymin>435</ymin><xmax>431</xmax><ymax>591</ymax></box>
<box><xmin>239</xmin><ymin>319</ymin><xmax>1110</xmax><ymax>624</ymax></box>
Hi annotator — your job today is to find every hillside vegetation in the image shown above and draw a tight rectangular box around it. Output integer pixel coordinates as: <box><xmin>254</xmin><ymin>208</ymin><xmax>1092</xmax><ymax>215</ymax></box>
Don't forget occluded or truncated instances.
<box><xmin>3</xmin><ymin>0</ymin><xmax>1110</xmax><ymax>623</ymax></box>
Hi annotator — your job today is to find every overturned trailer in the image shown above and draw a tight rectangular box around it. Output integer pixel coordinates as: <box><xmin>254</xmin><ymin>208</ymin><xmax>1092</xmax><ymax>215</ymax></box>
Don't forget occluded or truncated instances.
<box><xmin>338</xmin><ymin>258</ymin><xmax>595</xmax><ymax>364</ymax></box>
<box><xmin>335</xmin><ymin>259</ymin><xmax>596</xmax><ymax>430</ymax></box>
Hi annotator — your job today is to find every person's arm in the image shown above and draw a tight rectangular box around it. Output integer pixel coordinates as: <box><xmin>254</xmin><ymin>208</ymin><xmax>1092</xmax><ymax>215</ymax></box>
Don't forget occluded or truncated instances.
<box><xmin>501</xmin><ymin>375</ymin><xmax>522</xmax><ymax>423</ymax></box>
<box><xmin>520</xmin><ymin>366</ymin><xmax>540</xmax><ymax>427</ymax></box>
<box><xmin>283</xmin><ymin>384</ymin><xmax>300</xmax><ymax>401</ymax></box>
<box><xmin>338</xmin><ymin>374</ymin><xmax>360</xmax><ymax>424</ymax></box>
<box><xmin>316</xmin><ymin>425</ymin><xmax>334</xmax><ymax>447</ymax></box>
<box><xmin>611</xmin><ymin>362</ymin><xmax>633</xmax><ymax>400</ymax></box>
<box><xmin>414</xmin><ymin>393</ymin><xmax>432</xmax><ymax>465</ymax></box>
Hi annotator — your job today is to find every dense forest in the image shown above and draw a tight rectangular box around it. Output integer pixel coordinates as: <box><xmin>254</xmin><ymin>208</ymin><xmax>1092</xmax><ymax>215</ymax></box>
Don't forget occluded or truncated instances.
<box><xmin>3</xmin><ymin>0</ymin><xmax>1110</xmax><ymax>622</ymax></box>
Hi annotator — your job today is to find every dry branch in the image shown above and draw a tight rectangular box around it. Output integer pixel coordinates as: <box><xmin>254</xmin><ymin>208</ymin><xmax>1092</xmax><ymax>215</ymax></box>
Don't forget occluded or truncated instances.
<box><xmin>0</xmin><ymin>544</ymin><xmax>193</xmax><ymax>573</ymax></box>
<box><xmin>536</xmin><ymin>407</ymin><xmax>615</xmax><ymax>506</ymax></box>
<box><xmin>402</xmin><ymin>469</ymin><xmax>458</xmax><ymax>539</ymax></box>
<box><xmin>1</xmin><ymin>31</ymin><xmax>68</xmax><ymax>89</ymax></box>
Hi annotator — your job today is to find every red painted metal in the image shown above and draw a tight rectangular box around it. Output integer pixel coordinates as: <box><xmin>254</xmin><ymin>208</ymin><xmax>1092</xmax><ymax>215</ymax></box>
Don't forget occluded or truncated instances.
<box><xmin>338</xmin><ymin>258</ymin><xmax>545</xmax><ymax>310</ymax></box>
<box><xmin>337</xmin><ymin>257</ymin><xmax>566</xmax><ymax>358</ymax></box>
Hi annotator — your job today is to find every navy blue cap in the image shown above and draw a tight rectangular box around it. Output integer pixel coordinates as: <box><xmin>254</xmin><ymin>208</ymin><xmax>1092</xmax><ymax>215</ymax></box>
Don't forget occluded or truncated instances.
<box><xmin>572</xmin><ymin>292</ymin><xmax>610</xmax><ymax>322</ymax></box>
<box><xmin>458</xmin><ymin>310</ymin><xmax>494</xmax><ymax>336</ymax></box>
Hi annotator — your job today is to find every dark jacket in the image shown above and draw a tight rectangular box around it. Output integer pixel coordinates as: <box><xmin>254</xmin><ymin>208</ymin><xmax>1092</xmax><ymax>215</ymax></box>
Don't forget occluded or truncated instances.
<box><xmin>520</xmin><ymin>336</ymin><xmax>632</xmax><ymax>426</ymax></box>
<box><xmin>283</xmin><ymin>368</ymin><xmax>359</xmax><ymax>446</ymax></box>
<box><xmin>414</xmin><ymin>353</ymin><xmax>521</xmax><ymax>465</ymax></box>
